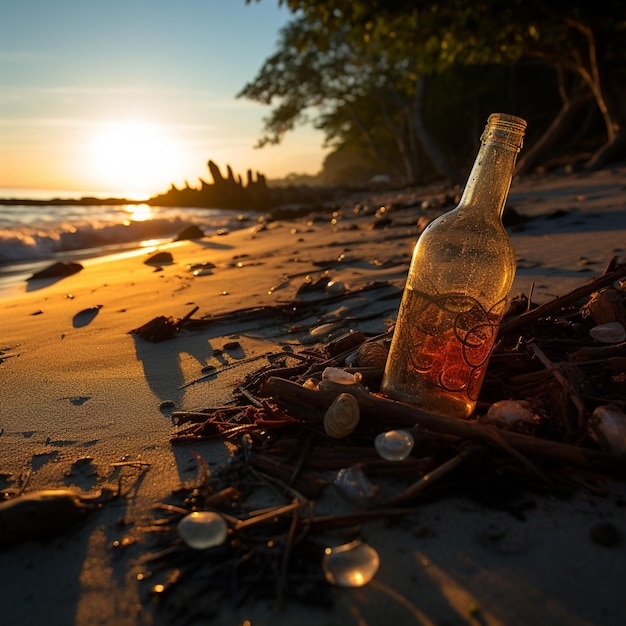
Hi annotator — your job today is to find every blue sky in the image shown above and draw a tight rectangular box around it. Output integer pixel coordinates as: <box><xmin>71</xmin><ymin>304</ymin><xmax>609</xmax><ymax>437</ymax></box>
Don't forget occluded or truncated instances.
<box><xmin>0</xmin><ymin>0</ymin><xmax>327</xmax><ymax>198</ymax></box>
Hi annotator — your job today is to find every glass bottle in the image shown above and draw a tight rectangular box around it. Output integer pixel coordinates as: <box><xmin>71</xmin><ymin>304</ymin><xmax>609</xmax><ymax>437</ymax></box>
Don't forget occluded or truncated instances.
<box><xmin>381</xmin><ymin>113</ymin><xmax>526</xmax><ymax>419</ymax></box>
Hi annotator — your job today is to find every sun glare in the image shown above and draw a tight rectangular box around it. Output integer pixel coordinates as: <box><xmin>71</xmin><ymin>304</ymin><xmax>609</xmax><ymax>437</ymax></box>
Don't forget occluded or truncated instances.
<box><xmin>124</xmin><ymin>203</ymin><xmax>153</xmax><ymax>223</ymax></box>
<box><xmin>90</xmin><ymin>121</ymin><xmax>184</xmax><ymax>198</ymax></box>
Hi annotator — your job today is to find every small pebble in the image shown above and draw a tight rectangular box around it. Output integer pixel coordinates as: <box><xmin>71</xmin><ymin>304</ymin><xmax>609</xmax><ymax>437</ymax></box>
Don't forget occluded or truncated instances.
<box><xmin>589</xmin><ymin>322</ymin><xmax>626</xmax><ymax>344</ymax></box>
<box><xmin>145</xmin><ymin>251</ymin><xmax>173</xmax><ymax>265</ymax></box>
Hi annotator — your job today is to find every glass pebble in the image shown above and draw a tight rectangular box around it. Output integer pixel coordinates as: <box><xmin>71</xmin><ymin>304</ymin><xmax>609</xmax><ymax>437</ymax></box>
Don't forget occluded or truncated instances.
<box><xmin>374</xmin><ymin>429</ymin><xmax>415</xmax><ymax>460</ymax></box>
<box><xmin>323</xmin><ymin>540</ymin><xmax>380</xmax><ymax>587</ymax></box>
<box><xmin>334</xmin><ymin>465</ymin><xmax>378</xmax><ymax>505</ymax></box>
<box><xmin>177</xmin><ymin>511</ymin><xmax>228</xmax><ymax>550</ymax></box>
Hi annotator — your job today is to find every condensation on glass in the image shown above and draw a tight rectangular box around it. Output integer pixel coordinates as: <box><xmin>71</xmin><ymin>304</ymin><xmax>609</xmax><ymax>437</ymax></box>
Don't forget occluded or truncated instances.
<box><xmin>381</xmin><ymin>113</ymin><xmax>526</xmax><ymax>419</ymax></box>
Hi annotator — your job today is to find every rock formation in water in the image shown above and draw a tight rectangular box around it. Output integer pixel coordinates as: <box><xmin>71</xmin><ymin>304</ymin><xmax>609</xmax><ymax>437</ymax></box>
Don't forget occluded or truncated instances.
<box><xmin>149</xmin><ymin>160</ymin><xmax>272</xmax><ymax>211</ymax></box>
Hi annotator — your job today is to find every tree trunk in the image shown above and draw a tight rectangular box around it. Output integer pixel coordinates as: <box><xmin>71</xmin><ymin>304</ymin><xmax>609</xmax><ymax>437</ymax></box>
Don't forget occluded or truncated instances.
<box><xmin>378</xmin><ymin>94</ymin><xmax>417</xmax><ymax>182</ymax></box>
<box><xmin>409</xmin><ymin>76</ymin><xmax>465</xmax><ymax>186</ymax></box>
<box><xmin>346</xmin><ymin>102</ymin><xmax>404</xmax><ymax>179</ymax></box>
<box><xmin>516</xmin><ymin>80</ymin><xmax>593</xmax><ymax>176</ymax></box>
<box><xmin>563</xmin><ymin>17</ymin><xmax>626</xmax><ymax>169</ymax></box>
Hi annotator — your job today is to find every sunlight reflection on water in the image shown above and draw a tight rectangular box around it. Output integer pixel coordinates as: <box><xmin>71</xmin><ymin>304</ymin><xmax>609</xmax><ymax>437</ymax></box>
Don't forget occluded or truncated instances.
<box><xmin>124</xmin><ymin>203</ymin><xmax>153</xmax><ymax>223</ymax></box>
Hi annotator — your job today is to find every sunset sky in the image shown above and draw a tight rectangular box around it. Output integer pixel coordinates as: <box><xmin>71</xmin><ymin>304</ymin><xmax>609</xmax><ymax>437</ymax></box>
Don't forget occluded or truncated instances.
<box><xmin>0</xmin><ymin>0</ymin><xmax>327</xmax><ymax>199</ymax></box>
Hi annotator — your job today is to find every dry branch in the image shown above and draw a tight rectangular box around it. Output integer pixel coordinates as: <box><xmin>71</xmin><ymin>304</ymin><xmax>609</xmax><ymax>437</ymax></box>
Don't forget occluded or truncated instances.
<box><xmin>499</xmin><ymin>260</ymin><xmax>626</xmax><ymax>335</ymax></box>
<box><xmin>261</xmin><ymin>377</ymin><xmax>626</xmax><ymax>475</ymax></box>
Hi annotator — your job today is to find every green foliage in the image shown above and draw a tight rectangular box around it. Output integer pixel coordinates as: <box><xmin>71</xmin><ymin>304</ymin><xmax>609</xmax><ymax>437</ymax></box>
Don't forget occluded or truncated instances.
<box><xmin>244</xmin><ymin>0</ymin><xmax>626</xmax><ymax>181</ymax></box>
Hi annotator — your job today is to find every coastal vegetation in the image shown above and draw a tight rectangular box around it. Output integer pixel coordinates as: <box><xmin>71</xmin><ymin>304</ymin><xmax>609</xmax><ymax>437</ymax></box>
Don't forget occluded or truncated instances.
<box><xmin>244</xmin><ymin>0</ymin><xmax>626</xmax><ymax>186</ymax></box>
<box><xmin>3</xmin><ymin>2</ymin><xmax>624</xmax><ymax>211</ymax></box>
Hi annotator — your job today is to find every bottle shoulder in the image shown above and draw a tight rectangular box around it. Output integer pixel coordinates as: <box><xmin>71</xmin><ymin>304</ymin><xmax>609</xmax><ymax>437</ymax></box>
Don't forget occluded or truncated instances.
<box><xmin>419</xmin><ymin>207</ymin><xmax>513</xmax><ymax>252</ymax></box>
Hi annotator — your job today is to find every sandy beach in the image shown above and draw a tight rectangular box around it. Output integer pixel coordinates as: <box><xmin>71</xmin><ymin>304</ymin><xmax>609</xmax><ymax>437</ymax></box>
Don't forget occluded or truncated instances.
<box><xmin>1</xmin><ymin>165</ymin><xmax>626</xmax><ymax>626</ymax></box>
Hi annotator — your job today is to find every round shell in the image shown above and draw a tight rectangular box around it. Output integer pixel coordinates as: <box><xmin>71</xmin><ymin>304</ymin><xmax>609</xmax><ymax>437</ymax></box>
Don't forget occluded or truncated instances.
<box><xmin>582</xmin><ymin>289</ymin><xmax>626</xmax><ymax>325</ymax></box>
<box><xmin>324</xmin><ymin>393</ymin><xmax>360</xmax><ymax>438</ymax></box>
<box><xmin>354</xmin><ymin>342</ymin><xmax>389</xmax><ymax>369</ymax></box>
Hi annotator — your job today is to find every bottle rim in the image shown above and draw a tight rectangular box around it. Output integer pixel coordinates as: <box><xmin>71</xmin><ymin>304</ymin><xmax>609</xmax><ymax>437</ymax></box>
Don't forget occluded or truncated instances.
<box><xmin>481</xmin><ymin>113</ymin><xmax>527</xmax><ymax>152</ymax></box>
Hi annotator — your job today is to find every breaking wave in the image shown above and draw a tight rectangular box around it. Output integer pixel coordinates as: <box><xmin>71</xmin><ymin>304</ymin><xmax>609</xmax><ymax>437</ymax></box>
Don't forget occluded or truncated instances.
<box><xmin>0</xmin><ymin>204</ymin><xmax>258</xmax><ymax>265</ymax></box>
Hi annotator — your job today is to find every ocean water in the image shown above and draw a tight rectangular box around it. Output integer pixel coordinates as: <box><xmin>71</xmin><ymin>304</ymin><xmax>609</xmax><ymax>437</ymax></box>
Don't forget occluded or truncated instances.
<box><xmin>0</xmin><ymin>192</ymin><xmax>260</xmax><ymax>294</ymax></box>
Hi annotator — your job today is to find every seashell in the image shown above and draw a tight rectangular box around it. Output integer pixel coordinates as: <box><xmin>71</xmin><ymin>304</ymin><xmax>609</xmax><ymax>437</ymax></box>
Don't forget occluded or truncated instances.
<box><xmin>580</xmin><ymin>287</ymin><xmax>626</xmax><ymax>324</ymax></box>
<box><xmin>581</xmin><ymin>288</ymin><xmax>626</xmax><ymax>325</ymax></box>
<box><xmin>589</xmin><ymin>405</ymin><xmax>626</xmax><ymax>455</ymax></box>
<box><xmin>322</xmin><ymin>366</ymin><xmax>362</xmax><ymax>385</ymax></box>
<box><xmin>323</xmin><ymin>540</ymin><xmax>380</xmax><ymax>587</ymax></box>
<box><xmin>310</xmin><ymin>322</ymin><xmax>339</xmax><ymax>337</ymax></box>
<box><xmin>334</xmin><ymin>464</ymin><xmax>379</xmax><ymax>504</ymax></box>
<box><xmin>354</xmin><ymin>342</ymin><xmax>389</xmax><ymax>369</ymax></box>
<box><xmin>589</xmin><ymin>322</ymin><xmax>626</xmax><ymax>344</ymax></box>
<box><xmin>484</xmin><ymin>400</ymin><xmax>538</xmax><ymax>430</ymax></box>
<box><xmin>177</xmin><ymin>511</ymin><xmax>228</xmax><ymax>550</ymax></box>
<box><xmin>324</xmin><ymin>393</ymin><xmax>360</xmax><ymax>438</ymax></box>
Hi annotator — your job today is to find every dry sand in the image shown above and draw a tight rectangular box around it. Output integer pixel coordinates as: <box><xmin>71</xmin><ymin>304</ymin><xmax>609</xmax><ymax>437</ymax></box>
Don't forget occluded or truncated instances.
<box><xmin>1</xmin><ymin>165</ymin><xmax>625</xmax><ymax>626</ymax></box>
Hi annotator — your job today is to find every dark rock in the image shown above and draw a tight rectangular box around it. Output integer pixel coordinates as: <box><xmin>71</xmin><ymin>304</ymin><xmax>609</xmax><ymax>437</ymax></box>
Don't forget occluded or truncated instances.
<box><xmin>28</xmin><ymin>261</ymin><xmax>83</xmax><ymax>281</ymax></box>
<box><xmin>145</xmin><ymin>251</ymin><xmax>173</xmax><ymax>265</ymax></box>
<box><xmin>174</xmin><ymin>225</ymin><xmax>205</xmax><ymax>241</ymax></box>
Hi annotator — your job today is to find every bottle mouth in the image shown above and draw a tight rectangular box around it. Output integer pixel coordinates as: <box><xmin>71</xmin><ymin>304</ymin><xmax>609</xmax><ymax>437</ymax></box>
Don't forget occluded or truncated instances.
<box><xmin>481</xmin><ymin>113</ymin><xmax>527</xmax><ymax>151</ymax></box>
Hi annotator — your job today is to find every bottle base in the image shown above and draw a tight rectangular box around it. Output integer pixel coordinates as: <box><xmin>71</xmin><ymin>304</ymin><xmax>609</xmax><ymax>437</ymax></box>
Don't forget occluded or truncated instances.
<box><xmin>380</xmin><ymin>382</ymin><xmax>475</xmax><ymax>420</ymax></box>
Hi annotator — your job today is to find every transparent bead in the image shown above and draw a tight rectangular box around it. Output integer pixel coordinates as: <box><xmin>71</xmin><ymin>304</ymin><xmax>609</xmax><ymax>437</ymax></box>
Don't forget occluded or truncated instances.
<box><xmin>177</xmin><ymin>511</ymin><xmax>228</xmax><ymax>550</ymax></box>
<box><xmin>334</xmin><ymin>464</ymin><xmax>379</xmax><ymax>505</ymax></box>
<box><xmin>374</xmin><ymin>429</ymin><xmax>415</xmax><ymax>460</ymax></box>
<box><xmin>323</xmin><ymin>540</ymin><xmax>380</xmax><ymax>587</ymax></box>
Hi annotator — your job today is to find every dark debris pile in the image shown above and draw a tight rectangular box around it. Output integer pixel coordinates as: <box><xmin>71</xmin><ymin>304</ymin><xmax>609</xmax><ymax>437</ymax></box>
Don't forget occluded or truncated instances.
<box><xmin>138</xmin><ymin>258</ymin><xmax>626</xmax><ymax>622</ymax></box>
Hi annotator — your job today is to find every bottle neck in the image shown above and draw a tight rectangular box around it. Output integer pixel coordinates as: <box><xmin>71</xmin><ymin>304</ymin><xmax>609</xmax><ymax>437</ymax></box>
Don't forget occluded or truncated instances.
<box><xmin>458</xmin><ymin>114</ymin><xmax>525</xmax><ymax>219</ymax></box>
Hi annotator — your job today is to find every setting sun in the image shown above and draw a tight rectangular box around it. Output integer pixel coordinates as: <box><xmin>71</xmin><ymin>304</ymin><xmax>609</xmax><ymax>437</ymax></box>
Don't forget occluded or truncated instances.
<box><xmin>90</xmin><ymin>121</ymin><xmax>184</xmax><ymax>199</ymax></box>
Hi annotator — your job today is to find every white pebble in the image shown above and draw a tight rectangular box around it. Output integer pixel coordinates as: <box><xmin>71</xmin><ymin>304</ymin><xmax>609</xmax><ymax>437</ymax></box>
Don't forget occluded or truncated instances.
<box><xmin>590</xmin><ymin>405</ymin><xmax>626</xmax><ymax>455</ymax></box>
<box><xmin>485</xmin><ymin>400</ymin><xmax>536</xmax><ymax>429</ymax></box>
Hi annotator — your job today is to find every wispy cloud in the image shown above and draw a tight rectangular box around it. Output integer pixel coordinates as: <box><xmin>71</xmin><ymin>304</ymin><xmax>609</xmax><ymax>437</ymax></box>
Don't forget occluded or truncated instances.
<box><xmin>0</xmin><ymin>116</ymin><xmax>221</xmax><ymax>136</ymax></box>
<box><xmin>0</xmin><ymin>117</ymin><xmax>97</xmax><ymax>128</ymax></box>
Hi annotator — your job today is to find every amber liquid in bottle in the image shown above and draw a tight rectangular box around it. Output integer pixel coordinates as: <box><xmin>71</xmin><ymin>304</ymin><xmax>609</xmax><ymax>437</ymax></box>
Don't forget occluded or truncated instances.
<box><xmin>381</xmin><ymin>113</ymin><xmax>526</xmax><ymax>419</ymax></box>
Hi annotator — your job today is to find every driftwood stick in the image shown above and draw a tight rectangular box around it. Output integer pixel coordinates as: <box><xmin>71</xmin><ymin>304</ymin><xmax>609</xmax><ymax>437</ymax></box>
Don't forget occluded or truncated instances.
<box><xmin>528</xmin><ymin>341</ymin><xmax>587</xmax><ymax>431</ymax></box>
<box><xmin>261</xmin><ymin>377</ymin><xmax>626</xmax><ymax>475</ymax></box>
<box><xmin>499</xmin><ymin>262</ymin><xmax>626</xmax><ymax>335</ymax></box>
<box><xmin>306</xmin><ymin>508</ymin><xmax>419</xmax><ymax>531</ymax></box>
<box><xmin>385</xmin><ymin>446</ymin><xmax>476</xmax><ymax>506</ymax></box>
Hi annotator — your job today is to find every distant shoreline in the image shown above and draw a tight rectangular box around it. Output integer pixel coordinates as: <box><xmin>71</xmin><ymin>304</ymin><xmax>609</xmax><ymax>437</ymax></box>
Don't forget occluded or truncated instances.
<box><xmin>0</xmin><ymin>196</ymin><xmax>140</xmax><ymax>207</ymax></box>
